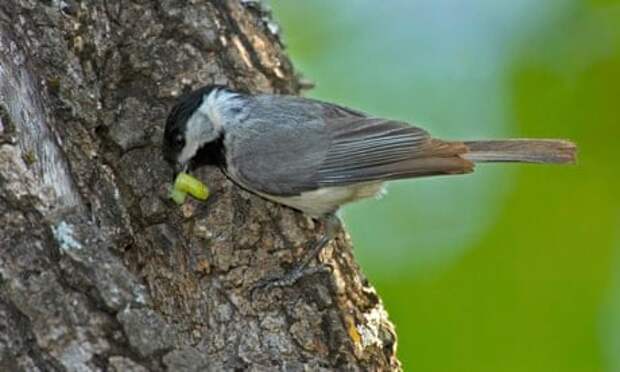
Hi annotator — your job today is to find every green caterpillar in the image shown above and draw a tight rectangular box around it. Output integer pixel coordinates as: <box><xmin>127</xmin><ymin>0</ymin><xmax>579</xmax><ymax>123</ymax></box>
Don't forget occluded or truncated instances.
<box><xmin>169</xmin><ymin>172</ymin><xmax>209</xmax><ymax>204</ymax></box>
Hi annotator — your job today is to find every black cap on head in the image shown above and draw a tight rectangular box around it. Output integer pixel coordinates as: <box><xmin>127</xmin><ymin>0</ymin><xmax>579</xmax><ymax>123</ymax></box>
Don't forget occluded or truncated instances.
<box><xmin>162</xmin><ymin>85</ymin><xmax>221</xmax><ymax>167</ymax></box>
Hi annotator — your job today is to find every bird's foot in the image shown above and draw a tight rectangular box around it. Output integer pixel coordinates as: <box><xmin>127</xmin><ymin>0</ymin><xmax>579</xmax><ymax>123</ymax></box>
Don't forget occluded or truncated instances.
<box><xmin>251</xmin><ymin>213</ymin><xmax>341</xmax><ymax>295</ymax></box>
<box><xmin>252</xmin><ymin>263</ymin><xmax>332</xmax><ymax>293</ymax></box>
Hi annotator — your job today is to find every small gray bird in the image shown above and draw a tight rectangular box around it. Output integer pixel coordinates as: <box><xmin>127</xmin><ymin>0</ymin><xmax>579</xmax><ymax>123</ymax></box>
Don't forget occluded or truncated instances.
<box><xmin>162</xmin><ymin>85</ymin><xmax>576</xmax><ymax>287</ymax></box>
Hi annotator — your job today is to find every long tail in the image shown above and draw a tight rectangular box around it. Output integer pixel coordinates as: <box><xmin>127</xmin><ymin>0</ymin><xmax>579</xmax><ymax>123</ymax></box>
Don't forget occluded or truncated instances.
<box><xmin>462</xmin><ymin>139</ymin><xmax>577</xmax><ymax>164</ymax></box>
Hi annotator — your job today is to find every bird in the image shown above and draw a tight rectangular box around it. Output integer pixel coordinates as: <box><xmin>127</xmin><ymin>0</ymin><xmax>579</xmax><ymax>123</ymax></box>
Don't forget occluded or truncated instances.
<box><xmin>162</xmin><ymin>85</ymin><xmax>576</xmax><ymax>288</ymax></box>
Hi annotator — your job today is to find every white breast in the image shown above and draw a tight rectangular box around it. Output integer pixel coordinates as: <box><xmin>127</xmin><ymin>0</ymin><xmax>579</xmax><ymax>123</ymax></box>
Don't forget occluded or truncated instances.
<box><xmin>253</xmin><ymin>182</ymin><xmax>386</xmax><ymax>217</ymax></box>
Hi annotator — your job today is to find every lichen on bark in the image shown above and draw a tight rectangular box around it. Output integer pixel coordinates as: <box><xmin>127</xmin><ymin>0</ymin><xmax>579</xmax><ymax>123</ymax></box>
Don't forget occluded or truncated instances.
<box><xmin>0</xmin><ymin>1</ymin><xmax>400</xmax><ymax>370</ymax></box>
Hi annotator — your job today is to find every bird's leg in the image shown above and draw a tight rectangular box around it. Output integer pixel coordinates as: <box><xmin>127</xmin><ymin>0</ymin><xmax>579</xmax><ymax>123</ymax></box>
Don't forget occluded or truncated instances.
<box><xmin>253</xmin><ymin>213</ymin><xmax>341</xmax><ymax>291</ymax></box>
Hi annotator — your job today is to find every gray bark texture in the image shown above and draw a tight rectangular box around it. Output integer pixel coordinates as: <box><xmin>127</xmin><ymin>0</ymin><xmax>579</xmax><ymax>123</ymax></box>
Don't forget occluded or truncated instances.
<box><xmin>0</xmin><ymin>1</ymin><xmax>400</xmax><ymax>371</ymax></box>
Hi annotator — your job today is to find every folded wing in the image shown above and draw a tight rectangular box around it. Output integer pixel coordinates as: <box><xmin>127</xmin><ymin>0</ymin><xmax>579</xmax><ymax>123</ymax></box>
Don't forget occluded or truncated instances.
<box><xmin>318</xmin><ymin>117</ymin><xmax>473</xmax><ymax>186</ymax></box>
<box><xmin>231</xmin><ymin>97</ymin><xmax>473</xmax><ymax>196</ymax></box>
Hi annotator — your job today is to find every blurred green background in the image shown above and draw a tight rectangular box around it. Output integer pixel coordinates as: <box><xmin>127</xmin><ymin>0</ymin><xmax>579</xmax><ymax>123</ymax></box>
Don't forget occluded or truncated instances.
<box><xmin>270</xmin><ymin>0</ymin><xmax>620</xmax><ymax>371</ymax></box>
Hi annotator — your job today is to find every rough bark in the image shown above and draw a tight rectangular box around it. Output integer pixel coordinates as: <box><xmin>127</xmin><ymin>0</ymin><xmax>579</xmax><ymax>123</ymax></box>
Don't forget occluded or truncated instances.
<box><xmin>0</xmin><ymin>1</ymin><xmax>400</xmax><ymax>371</ymax></box>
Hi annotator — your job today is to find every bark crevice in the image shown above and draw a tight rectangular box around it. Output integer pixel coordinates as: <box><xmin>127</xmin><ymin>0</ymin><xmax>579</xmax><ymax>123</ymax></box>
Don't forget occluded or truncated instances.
<box><xmin>0</xmin><ymin>1</ymin><xmax>400</xmax><ymax>370</ymax></box>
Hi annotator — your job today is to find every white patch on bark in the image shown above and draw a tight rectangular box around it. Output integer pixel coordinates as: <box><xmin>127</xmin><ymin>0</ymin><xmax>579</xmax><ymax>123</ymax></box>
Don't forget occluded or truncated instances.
<box><xmin>52</xmin><ymin>221</ymin><xmax>83</xmax><ymax>252</ymax></box>
<box><xmin>0</xmin><ymin>32</ymin><xmax>80</xmax><ymax>214</ymax></box>
<box><xmin>357</xmin><ymin>305</ymin><xmax>390</xmax><ymax>349</ymax></box>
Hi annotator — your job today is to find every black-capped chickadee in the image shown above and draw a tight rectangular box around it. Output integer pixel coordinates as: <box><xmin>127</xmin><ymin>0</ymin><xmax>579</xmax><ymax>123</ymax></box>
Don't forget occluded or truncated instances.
<box><xmin>162</xmin><ymin>85</ymin><xmax>576</xmax><ymax>288</ymax></box>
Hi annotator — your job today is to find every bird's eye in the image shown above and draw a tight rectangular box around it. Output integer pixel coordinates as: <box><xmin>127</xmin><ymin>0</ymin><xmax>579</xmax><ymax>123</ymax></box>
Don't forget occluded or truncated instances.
<box><xmin>174</xmin><ymin>134</ymin><xmax>185</xmax><ymax>148</ymax></box>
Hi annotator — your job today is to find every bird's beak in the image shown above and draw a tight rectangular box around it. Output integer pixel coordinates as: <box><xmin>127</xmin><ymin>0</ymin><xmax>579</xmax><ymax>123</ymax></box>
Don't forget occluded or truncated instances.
<box><xmin>172</xmin><ymin>162</ymin><xmax>189</xmax><ymax>180</ymax></box>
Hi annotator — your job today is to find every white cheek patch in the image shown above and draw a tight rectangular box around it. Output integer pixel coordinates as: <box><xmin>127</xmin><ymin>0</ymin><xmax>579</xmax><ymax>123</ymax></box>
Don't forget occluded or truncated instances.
<box><xmin>202</xmin><ymin>91</ymin><xmax>224</xmax><ymax>131</ymax></box>
<box><xmin>178</xmin><ymin>136</ymin><xmax>200</xmax><ymax>165</ymax></box>
<box><xmin>176</xmin><ymin>88</ymin><xmax>236</xmax><ymax>166</ymax></box>
<box><xmin>178</xmin><ymin>111</ymin><xmax>211</xmax><ymax>165</ymax></box>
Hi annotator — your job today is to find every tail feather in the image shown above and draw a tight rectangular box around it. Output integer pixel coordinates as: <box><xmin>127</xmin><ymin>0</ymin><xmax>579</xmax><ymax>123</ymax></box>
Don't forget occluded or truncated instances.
<box><xmin>462</xmin><ymin>139</ymin><xmax>577</xmax><ymax>164</ymax></box>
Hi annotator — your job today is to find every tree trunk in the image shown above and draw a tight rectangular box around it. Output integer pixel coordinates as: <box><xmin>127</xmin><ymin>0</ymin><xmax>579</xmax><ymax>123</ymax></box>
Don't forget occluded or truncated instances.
<box><xmin>0</xmin><ymin>1</ymin><xmax>400</xmax><ymax>371</ymax></box>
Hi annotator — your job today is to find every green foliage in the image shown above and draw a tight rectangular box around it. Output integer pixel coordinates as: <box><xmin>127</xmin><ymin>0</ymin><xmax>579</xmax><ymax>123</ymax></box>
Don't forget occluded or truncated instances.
<box><xmin>272</xmin><ymin>0</ymin><xmax>620</xmax><ymax>370</ymax></box>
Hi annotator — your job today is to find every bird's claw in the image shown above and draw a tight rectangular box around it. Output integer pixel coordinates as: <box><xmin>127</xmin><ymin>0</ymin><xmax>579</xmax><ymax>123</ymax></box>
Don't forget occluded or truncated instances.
<box><xmin>251</xmin><ymin>264</ymin><xmax>332</xmax><ymax>295</ymax></box>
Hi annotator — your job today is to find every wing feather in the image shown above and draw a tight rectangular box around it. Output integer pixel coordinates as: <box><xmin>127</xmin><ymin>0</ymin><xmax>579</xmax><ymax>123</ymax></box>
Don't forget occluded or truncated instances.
<box><xmin>317</xmin><ymin>118</ymin><xmax>472</xmax><ymax>186</ymax></box>
<box><xmin>228</xmin><ymin>95</ymin><xmax>473</xmax><ymax>196</ymax></box>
